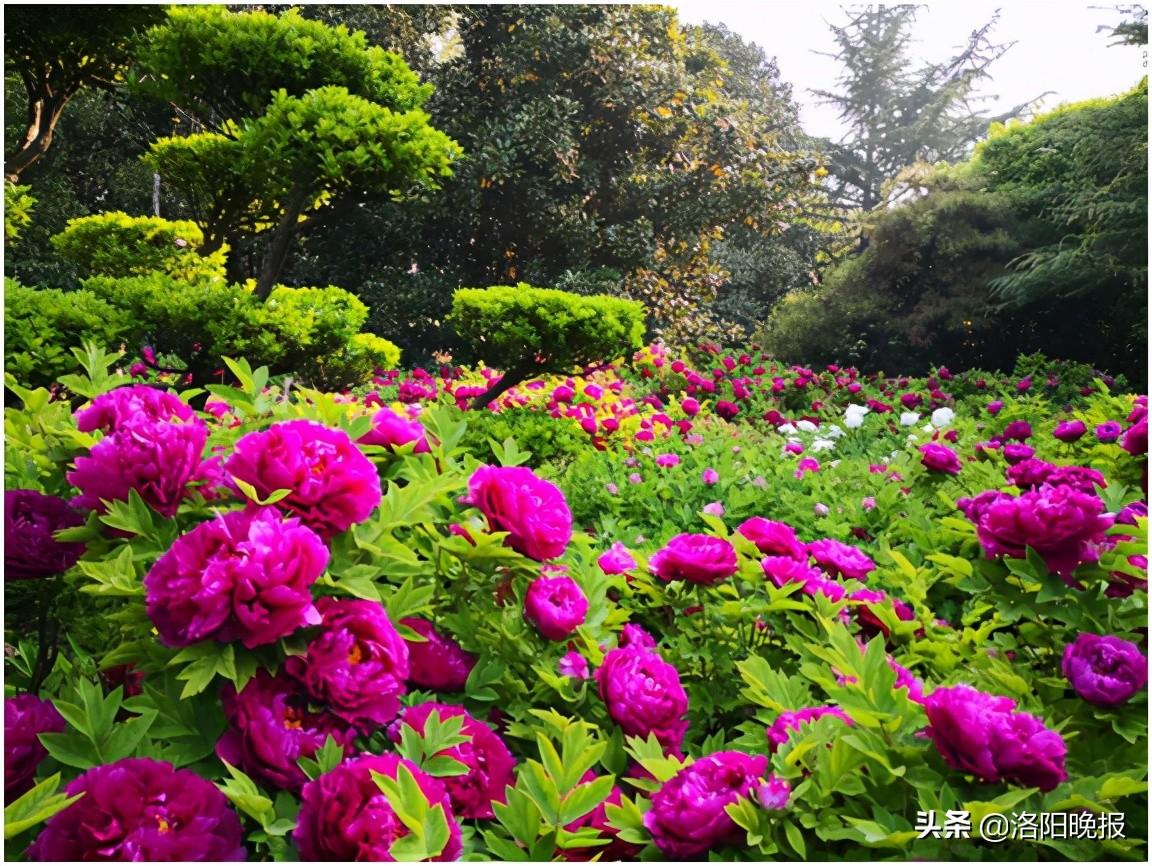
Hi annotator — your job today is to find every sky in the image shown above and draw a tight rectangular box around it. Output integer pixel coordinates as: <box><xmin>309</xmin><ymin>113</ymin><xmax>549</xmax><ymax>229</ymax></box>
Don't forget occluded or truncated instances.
<box><xmin>671</xmin><ymin>1</ymin><xmax>1146</xmax><ymax>140</ymax></box>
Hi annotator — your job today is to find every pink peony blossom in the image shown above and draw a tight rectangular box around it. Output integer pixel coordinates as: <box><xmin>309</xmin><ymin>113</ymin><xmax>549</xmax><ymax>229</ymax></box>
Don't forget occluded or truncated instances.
<box><xmin>524</xmin><ymin>573</ymin><xmax>589</xmax><ymax>641</ymax></box>
<box><xmin>649</xmin><ymin>533</ymin><xmax>738</xmax><ymax>585</ymax></box>
<box><xmin>466</xmin><ymin>466</ymin><xmax>572</xmax><ymax>560</ymax></box>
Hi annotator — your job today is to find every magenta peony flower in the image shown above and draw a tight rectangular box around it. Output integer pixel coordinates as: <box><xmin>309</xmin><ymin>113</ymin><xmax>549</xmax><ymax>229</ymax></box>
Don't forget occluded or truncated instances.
<box><xmin>987</xmin><ymin>400</ymin><xmax>1004</xmax><ymax>416</ymax></box>
<box><xmin>144</xmin><ymin>507</ymin><xmax>327</xmax><ymax>649</ymax></box>
<box><xmin>284</xmin><ymin>598</ymin><xmax>409</xmax><ymax>733</ymax></box>
<box><xmin>358</xmin><ymin>407</ymin><xmax>430</xmax><ymax>454</ymax></box>
<box><xmin>919</xmin><ymin>443</ymin><xmax>962</xmax><ymax>475</ymax></box>
<box><xmin>294</xmin><ymin>754</ymin><xmax>462</xmax><ymax>861</ymax></box>
<box><xmin>962</xmin><ymin>484</ymin><xmax>1113</xmax><ymax>579</ymax></box>
<box><xmin>597</xmin><ymin>541</ymin><xmax>637</xmax><ymax>575</ymax></box>
<box><xmin>466</xmin><ymin>466</ymin><xmax>572</xmax><ymax>560</ymax></box>
<box><xmin>1001</xmin><ymin>419</ymin><xmax>1032</xmax><ymax>441</ymax></box>
<box><xmin>225</xmin><ymin>420</ymin><xmax>382</xmax><ymax>539</ymax></box>
<box><xmin>923</xmin><ymin>685</ymin><xmax>1067</xmax><ymax>792</ymax></box>
<box><xmin>655</xmin><ymin>453</ymin><xmax>680</xmax><ymax>468</ymax></box>
<box><xmin>649</xmin><ymin>533</ymin><xmax>738</xmax><ymax>585</ymax></box>
<box><xmin>596</xmin><ymin>645</ymin><xmax>688</xmax><ymax>751</ymax></box>
<box><xmin>1096</xmin><ymin>421</ymin><xmax>1123</xmax><ymax>443</ymax></box>
<box><xmin>1122</xmin><ymin>417</ymin><xmax>1148</xmax><ymax>456</ymax></box>
<box><xmin>400</xmin><ymin>618</ymin><xmax>476</xmax><ymax>692</ymax></box>
<box><xmin>1061</xmin><ymin>633</ymin><xmax>1148</xmax><ymax>708</ymax></box>
<box><xmin>68</xmin><ymin>416</ymin><xmax>208</xmax><ymax>518</ymax></box>
<box><xmin>766</xmin><ymin>707</ymin><xmax>854</xmax><ymax>752</ymax></box>
<box><xmin>5</xmin><ymin>695</ymin><xmax>65</xmax><ymax>801</ymax></box>
<box><xmin>217</xmin><ymin>671</ymin><xmax>354</xmax><ymax>792</ymax></box>
<box><xmin>756</xmin><ymin>776</ymin><xmax>792</xmax><ymax>810</ymax></box>
<box><xmin>558</xmin><ymin>651</ymin><xmax>590</xmax><ymax>680</ymax></box>
<box><xmin>807</xmin><ymin>538</ymin><xmax>876</xmax><ymax>581</ymax></box>
<box><xmin>1053</xmin><ymin>420</ymin><xmax>1087</xmax><ymax>442</ymax></box>
<box><xmin>5</xmin><ymin>490</ymin><xmax>85</xmax><ymax>581</ymax></box>
<box><xmin>28</xmin><ymin>757</ymin><xmax>245</xmax><ymax>861</ymax></box>
<box><xmin>388</xmin><ymin>703</ymin><xmax>516</xmax><ymax>819</ymax></box>
<box><xmin>524</xmin><ymin>574</ymin><xmax>589</xmax><ymax>641</ymax></box>
<box><xmin>737</xmin><ymin>517</ymin><xmax>806</xmax><ymax>560</ymax></box>
<box><xmin>643</xmin><ymin>752</ymin><xmax>768</xmax><ymax>858</ymax></box>
<box><xmin>1002</xmin><ymin>442</ymin><xmax>1035</xmax><ymax>465</ymax></box>
<box><xmin>74</xmin><ymin>385</ymin><xmax>195</xmax><ymax>433</ymax></box>
<box><xmin>681</xmin><ymin>397</ymin><xmax>700</xmax><ymax>417</ymax></box>
<box><xmin>701</xmin><ymin>467</ymin><xmax>720</xmax><ymax>485</ymax></box>
<box><xmin>620</xmin><ymin>623</ymin><xmax>657</xmax><ymax>649</ymax></box>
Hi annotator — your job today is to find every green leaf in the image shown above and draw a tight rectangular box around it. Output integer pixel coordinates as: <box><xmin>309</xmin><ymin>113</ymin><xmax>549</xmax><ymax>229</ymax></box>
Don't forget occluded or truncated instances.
<box><xmin>4</xmin><ymin>774</ymin><xmax>83</xmax><ymax>839</ymax></box>
<box><xmin>558</xmin><ymin>775</ymin><xmax>615</xmax><ymax>825</ymax></box>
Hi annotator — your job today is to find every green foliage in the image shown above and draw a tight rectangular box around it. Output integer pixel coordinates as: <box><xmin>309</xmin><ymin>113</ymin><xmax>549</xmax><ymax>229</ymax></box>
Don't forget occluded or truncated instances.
<box><xmin>762</xmin><ymin>83</ymin><xmax>1149</xmax><ymax>380</ymax></box>
<box><xmin>5</xmin><ymin>181</ymin><xmax>35</xmax><ymax>242</ymax></box>
<box><xmin>458</xmin><ymin>408</ymin><xmax>588</xmax><ymax>468</ymax></box>
<box><xmin>4</xmin><ymin>279</ymin><xmax>130</xmax><ymax>388</ymax></box>
<box><xmin>50</xmin><ymin>212</ymin><xmax>227</xmax><ymax>282</ymax></box>
<box><xmin>131</xmin><ymin>6</ymin><xmax>431</xmax><ymax>129</ymax></box>
<box><xmin>448</xmin><ymin>285</ymin><xmax>646</xmax><ymax>403</ymax></box>
<box><xmin>244</xmin><ymin>86</ymin><xmax>460</xmax><ymax>198</ymax></box>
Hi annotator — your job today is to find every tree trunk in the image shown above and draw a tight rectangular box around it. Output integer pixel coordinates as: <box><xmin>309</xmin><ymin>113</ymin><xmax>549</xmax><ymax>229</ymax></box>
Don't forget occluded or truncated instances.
<box><xmin>5</xmin><ymin>93</ymin><xmax>68</xmax><ymax>183</ymax></box>
<box><xmin>470</xmin><ymin>364</ymin><xmax>533</xmax><ymax>410</ymax></box>
<box><xmin>254</xmin><ymin>183</ymin><xmax>310</xmax><ymax>301</ymax></box>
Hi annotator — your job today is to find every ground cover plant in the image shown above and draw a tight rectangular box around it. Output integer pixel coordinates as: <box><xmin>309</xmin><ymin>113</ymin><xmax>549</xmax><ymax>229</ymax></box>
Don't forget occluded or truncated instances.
<box><xmin>3</xmin><ymin>337</ymin><xmax>1147</xmax><ymax>861</ymax></box>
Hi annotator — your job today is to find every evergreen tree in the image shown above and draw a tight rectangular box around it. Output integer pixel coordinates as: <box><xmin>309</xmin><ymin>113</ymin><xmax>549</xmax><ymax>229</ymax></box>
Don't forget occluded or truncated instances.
<box><xmin>812</xmin><ymin>5</ymin><xmax>1043</xmax><ymax>214</ymax></box>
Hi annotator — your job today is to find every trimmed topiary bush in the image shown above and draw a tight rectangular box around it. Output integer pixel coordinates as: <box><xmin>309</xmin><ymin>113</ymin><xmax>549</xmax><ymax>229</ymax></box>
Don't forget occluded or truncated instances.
<box><xmin>447</xmin><ymin>284</ymin><xmax>646</xmax><ymax>407</ymax></box>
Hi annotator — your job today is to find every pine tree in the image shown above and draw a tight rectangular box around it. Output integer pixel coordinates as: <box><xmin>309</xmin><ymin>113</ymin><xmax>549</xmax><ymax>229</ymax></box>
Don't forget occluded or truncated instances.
<box><xmin>812</xmin><ymin>5</ymin><xmax>1046</xmax><ymax>214</ymax></box>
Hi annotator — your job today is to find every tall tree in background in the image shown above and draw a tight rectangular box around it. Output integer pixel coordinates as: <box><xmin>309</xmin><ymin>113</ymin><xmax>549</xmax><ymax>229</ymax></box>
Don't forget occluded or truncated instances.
<box><xmin>812</xmin><ymin>5</ymin><xmax>1043</xmax><ymax>215</ymax></box>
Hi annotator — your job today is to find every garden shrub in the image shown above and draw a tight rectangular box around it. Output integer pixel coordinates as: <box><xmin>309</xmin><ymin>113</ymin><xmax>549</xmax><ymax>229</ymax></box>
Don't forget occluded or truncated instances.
<box><xmin>457</xmin><ymin>407</ymin><xmax>589</xmax><ymax>468</ymax></box>
<box><xmin>447</xmin><ymin>284</ymin><xmax>646</xmax><ymax>407</ymax></box>
<box><xmin>50</xmin><ymin>211</ymin><xmax>228</xmax><ymax>282</ymax></box>
<box><xmin>4</xmin><ymin>279</ymin><xmax>131</xmax><ymax>387</ymax></box>
<box><xmin>4</xmin><ymin>181</ymin><xmax>35</xmax><ymax>243</ymax></box>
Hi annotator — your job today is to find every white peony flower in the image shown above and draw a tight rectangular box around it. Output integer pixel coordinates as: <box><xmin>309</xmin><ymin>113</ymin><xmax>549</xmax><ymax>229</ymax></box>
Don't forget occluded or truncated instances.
<box><xmin>899</xmin><ymin>412</ymin><xmax>921</xmax><ymax>426</ymax></box>
<box><xmin>844</xmin><ymin>404</ymin><xmax>870</xmax><ymax>429</ymax></box>
<box><xmin>778</xmin><ymin>423</ymin><xmax>798</xmax><ymax>435</ymax></box>
<box><xmin>811</xmin><ymin>438</ymin><xmax>836</xmax><ymax>452</ymax></box>
<box><xmin>825</xmin><ymin>425</ymin><xmax>846</xmax><ymax>439</ymax></box>
<box><xmin>796</xmin><ymin>420</ymin><xmax>818</xmax><ymax>433</ymax></box>
<box><xmin>931</xmin><ymin>407</ymin><xmax>956</xmax><ymax>429</ymax></box>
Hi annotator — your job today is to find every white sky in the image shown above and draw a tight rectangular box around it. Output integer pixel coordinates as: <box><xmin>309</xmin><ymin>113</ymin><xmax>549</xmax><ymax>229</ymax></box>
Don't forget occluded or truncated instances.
<box><xmin>671</xmin><ymin>0</ymin><xmax>1147</xmax><ymax>140</ymax></box>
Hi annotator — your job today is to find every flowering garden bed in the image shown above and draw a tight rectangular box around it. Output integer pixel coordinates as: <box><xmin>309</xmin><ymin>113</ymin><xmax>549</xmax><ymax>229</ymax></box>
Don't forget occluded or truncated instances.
<box><xmin>4</xmin><ymin>345</ymin><xmax>1147</xmax><ymax>860</ymax></box>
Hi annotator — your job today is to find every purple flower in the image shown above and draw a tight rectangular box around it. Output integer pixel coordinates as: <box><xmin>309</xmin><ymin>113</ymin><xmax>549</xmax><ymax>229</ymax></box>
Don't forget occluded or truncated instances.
<box><xmin>923</xmin><ymin>685</ymin><xmax>1067</xmax><ymax>792</ymax></box>
<box><xmin>919</xmin><ymin>443</ymin><xmax>962</xmax><ymax>475</ymax></box>
<box><xmin>1001</xmin><ymin>419</ymin><xmax>1032</xmax><ymax>441</ymax></box>
<box><xmin>1062</xmin><ymin>633</ymin><xmax>1148</xmax><ymax>707</ymax></box>
<box><xmin>808</xmin><ymin>538</ymin><xmax>876</xmax><ymax>581</ymax></box>
<box><xmin>388</xmin><ymin>703</ymin><xmax>515</xmax><ymax>820</ymax></box>
<box><xmin>358</xmin><ymin>407</ymin><xmax>430</xmax><ymax>453</ymax></box>
<box><xmin>650</xmin><ymin>533</ymin><xmax>738</xmax><ymax>585</ymax></box>
<box><xmin>961</xmin><ymin>484</ymin><xmax>1113</xmax><ymax>580</ymax></box>
<box><xmin>1002</xmin><ymin>442</ymin><xmax>1035</xmax><ymax>465</ymax></box>
<box><xmin>558</xmin><ymin>652</ymin><xmax>590</xmax><ymax>680</ymax></box>
<box><xmin>737</xmin><ymin>517</ymin><xmax>806</xmax><ymax>560</ymax></box>
<box><xmin>28</xmin><ymin>758</ymin><xmax>245</xmax><ymax>861</ymax></box>
<box><xmin>524</xmin><ymin>574</ymin><xmax>589</xmax><ymax>641</ymax></box>
<box><xmin>1096</xmin><ymin>421</ymin><xmax>1123</xmax><ymax>443</ymax></box>
<box><xmin>293</xmin><ymin>754</ymin><xmax>462</xmax><ymax>861</ymax></box>
<box><xmin>466</xmin><ymin>466</ymin><xmax>572</xmax><ymax>560</ymax></box>
<box><xmin>766</xmin><ymin>707</ymin><xmax>853</xmax><ymax>752</ymax></box>
<box><xmin>987</xmin><ymin>400</ymin><xmax>1004</xmax><ymax>416</ymax></box>
<box><xmin>284</xmin><ymin>598</ymin><xmax>409</xmax><ymax>733</ymax></box>
<box><xmin>756</xmin><ymin>776</ymin><xmax>792</xmax><ymax>810</ymax></box>
<box><xmin>596</xmin><ymin>645</ymin><xmax>688</xmax><ymax>751</ymax></box>
<box><xmin>225</xmin><ymin>420</ymin><xmax>382</xmax><ymax>540</ymax></box>
<box><xmin>400</xmin><ymin>618</ymin><xmax>476</xmax><ymax>692</ymax></box>
<box><xmin>620</xmin><ymin>623</ymin><xmax>657</xmax><ymax>649</ymax></box>
<box><xmin>643</xmin><ymin>752</ymin><xmax>768</xmax><ymax>858</ymax></box>
<box><xmin>1122</xmin><ymin>417</ymin><xmax>1148</xmax><ymax>456</ymax></box>
<box><xmin>597</xmin><ymin>542</ymin><xmax>637</xmax><ymax>575</ymax></box>
<box><xmin>144</xmin><ymin>507</ymin><xmax>327</xmax><ymax>649</ymax></box>
<box><xmin>74</xmin><ymin>385</ymin><xmax>194</xmax><ymax>433</ymax></box>
<box><xmin>4</xmin><ymin>491</ymin><xmax>85</xmax><ymax>581</ymax></box>
<box><xmin>656</xmin><ymin>453</ymin><xmax>680</xmax><ymax>468</ymax></box>
<box><xmin>701</xmin><ymin>468</ymin><xmax>720</xmax><ymax>485</ymax></box>
<box><xmin>1053</xmin><ymin>420</ymin><xmax>1087</xmax><ymax>442</ymax></box>
<box><xmin>217</xmin><ymin>671</ymin><xmax>354</xmax><ymax>792</ymax></box>
<box><xmin>5</xmin><ymin>695</ymin><xmax>65</xmax><ymax>800</ymax></box>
